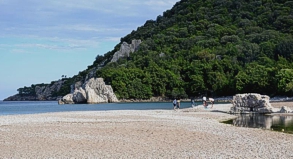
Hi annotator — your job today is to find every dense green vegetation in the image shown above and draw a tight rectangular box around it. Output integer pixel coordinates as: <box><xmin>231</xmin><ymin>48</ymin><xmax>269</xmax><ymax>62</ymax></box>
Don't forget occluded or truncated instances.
<box><xmin>16</xmin><ymin>0</ymin><xmax>293</xmax><ymax>99</ymax></box>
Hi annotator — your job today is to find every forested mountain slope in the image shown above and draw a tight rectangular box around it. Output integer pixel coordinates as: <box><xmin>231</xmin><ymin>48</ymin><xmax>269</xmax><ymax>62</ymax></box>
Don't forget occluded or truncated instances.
<box><xmin>7</xmin><ymin>0</ymin><xmax>293</xmax><ymax>100</ymax></box>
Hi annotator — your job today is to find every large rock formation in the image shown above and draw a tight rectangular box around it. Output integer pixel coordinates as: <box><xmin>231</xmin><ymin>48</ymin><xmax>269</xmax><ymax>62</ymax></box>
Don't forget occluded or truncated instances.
<box><xmin>110</xmin><ymin>39</ymin><xmax>141</xmax><ymax>62</ymax></box>
<box><xmin>4</xmin><ymin>80</ymin><xmax>64</xmax><ymax>101</ymax></box>
<box><xmin>58</xmin><ymin>78</ymin><xmax>119</xmax><ymax>104</ymax></box>
<box><xmin>230</xmin><ymin>93</ymin><xmax>274</xmax><ymax>114</ymax></box>
<box><xmin>35</xmin><ymin>80</ymin><xmax>64</xmax><ymax>100</ymax></box>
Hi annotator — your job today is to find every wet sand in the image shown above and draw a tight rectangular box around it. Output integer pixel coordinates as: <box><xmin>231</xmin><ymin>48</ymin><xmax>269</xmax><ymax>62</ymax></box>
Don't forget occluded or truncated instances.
<box><xmin>271</xmin><ymin>101</ymin><xmax>293</xmax><ymax>109</ymax></box>
<box><xmin>0</xmin><ymin>104</ymin><xmax>292</xmax><ymax>158</ymax></box>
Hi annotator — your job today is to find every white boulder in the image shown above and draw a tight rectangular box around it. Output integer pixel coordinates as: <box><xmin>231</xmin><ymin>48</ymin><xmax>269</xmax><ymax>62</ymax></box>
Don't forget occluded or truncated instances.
<box><xmin>230</xmin><ymin>93</ymin><xmax>273</xmax><ymax>113</ymax></box>
<box><xmin>59</xmin><ymin>78</ymin><xmax>119</xmax><ymax>104</ymax></box>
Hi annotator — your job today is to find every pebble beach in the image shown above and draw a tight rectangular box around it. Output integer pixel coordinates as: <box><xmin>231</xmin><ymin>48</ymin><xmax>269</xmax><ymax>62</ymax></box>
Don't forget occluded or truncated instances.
<box><xmin>0</xmin><ymin>103</ymin><xmax>292</xmax><ymax>158</ymax></box>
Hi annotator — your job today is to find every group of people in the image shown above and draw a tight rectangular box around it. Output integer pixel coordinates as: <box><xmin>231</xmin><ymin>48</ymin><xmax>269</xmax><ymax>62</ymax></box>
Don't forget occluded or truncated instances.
<box><xmin>173</xmin><ymin>96</ymin><xmax>214</xmax><ymax>110</ymax></box>
<box><xmin>172</xmin><ymin>99</ymin><xmax>181</xmax><ymax>110</ymax></box>
<box><xmin>202</xmin><ymin>96</ymin><xmax>214</xmax><ymax>108</ymax></box>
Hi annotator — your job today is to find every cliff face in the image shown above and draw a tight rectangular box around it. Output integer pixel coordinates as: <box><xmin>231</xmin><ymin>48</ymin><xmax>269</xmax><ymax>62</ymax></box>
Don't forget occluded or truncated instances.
<box><xmin>110</xmin><ymin>39</ymin><xmax>141</xmax><ymax>62</ymax></box>
<box><xmin>58</xmin><ymin>78</ymin><xmax>119</xmax><ymax>104</ymax></box>
<box><xmin>4</xmin><ymin>80</ymin><xmax>65</xmax><ymax>101</ymax></box>
<box><xmin>35</xmin><ymin>80</ymin><xmax>64</xmax><ymax>100</ymax></box>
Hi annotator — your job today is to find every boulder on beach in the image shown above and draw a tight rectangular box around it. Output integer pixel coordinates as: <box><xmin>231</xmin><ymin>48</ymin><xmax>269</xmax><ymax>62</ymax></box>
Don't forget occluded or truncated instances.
<box><xmin>230</xmin><ymin>93</ymin><xmax>273</xmax><ymax>114</ymax></box>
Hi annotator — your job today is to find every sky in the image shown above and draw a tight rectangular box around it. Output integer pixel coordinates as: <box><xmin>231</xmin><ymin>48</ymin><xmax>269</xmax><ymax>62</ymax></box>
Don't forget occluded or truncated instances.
<box><xmin>0</xmin><ymin>0</ymin><xmax>179</xmax><ymax>100</ymax></box>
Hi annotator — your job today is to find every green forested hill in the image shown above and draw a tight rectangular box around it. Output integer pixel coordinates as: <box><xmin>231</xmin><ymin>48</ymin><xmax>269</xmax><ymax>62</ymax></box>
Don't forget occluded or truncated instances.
<box><xmin>14</xmin><ymin>0</ymin><xmax>293</xmax><ymax>100</ymax></box>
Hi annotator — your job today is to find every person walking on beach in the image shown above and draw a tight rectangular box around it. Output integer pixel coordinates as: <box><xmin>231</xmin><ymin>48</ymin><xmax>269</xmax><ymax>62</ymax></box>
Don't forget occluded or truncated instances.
<box><xmin>209</xmin><ymin>98</ymin><xmax>214</xmax><ymax>108</ymax></box>
<box><xmin>203</xmin><ymin>96</ymin><xmax>207</xmax><ymax>107</ymax></box>
<box><xmin>177</xmin><ymin>99</ymin><xmax>181</xmax><ymax>109</ymax></box>
<box><xmin>173</xmin><ymin>99</ymin><xmax>177</xmax><ymax>110</ymax></box>
<box><xmin>191</xmin><ymin>98</ymin><xmax>195</xmax><ymax>107</ymax></box>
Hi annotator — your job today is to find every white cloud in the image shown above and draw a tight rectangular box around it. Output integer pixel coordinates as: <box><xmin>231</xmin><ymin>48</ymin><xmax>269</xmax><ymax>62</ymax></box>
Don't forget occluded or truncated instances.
<box><xmin>24</xmin><ymin>1</ymin><xmax>136</xmax><ymax>16</ymax></box>
<box><xmin>0</xmin><ymin>0</ymin><xmax>179</xmax><ymax>53</ymax></box>
<box><xmin>15</xmin><ymin>43</ymin><xmax>86</xmax><ymax>51</ymax></box>
<box><xmin>144</xmin><ymin>0</ymin><xmax>178</xmax><ymax>7</ymax></box>
<box><xmin>9</xmin><ymin>0</ymin><xmax>178</xmax><ymax>17</ymax></box>
<box><xmin>65</xmin><ymin>25</ymin><xmax>127</xmax><ymax>32</ymax></box>
<box><xmin>10</xmin><ymin>49</ymin><xmax>30</xmax><ymax>54</ymax></box>
<box><xmin>104</xmin><ymin>37</ymin><xmax>121</xmax><ymax>42</ymax></box>
<box><xmin>19</xmin><ymin>24</ymin><xmax>129</xmax><ymax>34</ymax></box>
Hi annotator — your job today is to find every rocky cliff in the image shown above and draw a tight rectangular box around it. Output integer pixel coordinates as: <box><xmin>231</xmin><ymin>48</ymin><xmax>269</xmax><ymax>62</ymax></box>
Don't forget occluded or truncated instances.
<box><xmin>4</xmin><ymin>80</ymin><xmax>65</xmax><ymax>101</ymax></box>
<box><xmin>110</xmin><ymin>39</ymin><xmax>141</xmax><ymax>62</ymax></box>
<box><xmin>58</xmin><ymin>78</ymin><xmax>119</xmax><ymax>104</ymax></box>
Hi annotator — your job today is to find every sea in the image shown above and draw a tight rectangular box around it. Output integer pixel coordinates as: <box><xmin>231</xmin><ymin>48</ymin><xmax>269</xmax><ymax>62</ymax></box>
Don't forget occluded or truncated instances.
<box><xmin>0</xmin><ymin>100</ymin><xmax>197</xmax><ymax>116</ymax></box>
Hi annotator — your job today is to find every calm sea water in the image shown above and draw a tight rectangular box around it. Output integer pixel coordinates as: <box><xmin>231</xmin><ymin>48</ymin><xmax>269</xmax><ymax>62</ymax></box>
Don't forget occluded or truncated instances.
<box><xmin>223</xmin><ymin>113</ymin><xmax>293</xmax><ymax>134</ymax></box>
<box><xmin>0</xmin><ymin>100</ymin><xmax>197</xmax><ymax>116</ymax></box>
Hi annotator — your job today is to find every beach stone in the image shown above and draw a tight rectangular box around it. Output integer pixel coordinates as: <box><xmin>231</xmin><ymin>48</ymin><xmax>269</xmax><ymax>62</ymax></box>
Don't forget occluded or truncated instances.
<box><xmin>230</xmin><ymin>93</ymin><xmax>273</xmax><ymax>113</ymax></box>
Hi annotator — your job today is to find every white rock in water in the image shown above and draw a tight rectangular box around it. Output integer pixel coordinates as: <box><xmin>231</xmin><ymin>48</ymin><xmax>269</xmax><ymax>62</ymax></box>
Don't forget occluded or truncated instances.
<box><xmin>60</xmin><ymin>94</ymin><xmax>75</xmax><ymax>104</ymax></box>
<box><xmin>59</xmin><ymin>78</ymin><xmax>119</xmax><ymax>104</ymax></box>
<box><xmin>73</xmin><ymin>87</ymin><xmax>87</xmax><ymax>103</ymax></box>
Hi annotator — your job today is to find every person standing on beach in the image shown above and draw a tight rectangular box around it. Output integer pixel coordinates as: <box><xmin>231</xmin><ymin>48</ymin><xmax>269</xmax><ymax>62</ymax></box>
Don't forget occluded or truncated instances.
<box><xmin>209</xmin><ymin>98</ymin><xmax>214</xmax><ymax>108</ymax></box>
<box><xmin>173</xmin><ymin>99</ymin><xmax>177</xmax><ymax>110</ymax></box>
<box><xmin>191</xmin><ymin>98</ymin><xmax>195</xmax><ymax>107</ymax></box>
<box><xmin>177</xmin><ymin>99</ymin><xmax>181</xmax><ymax>109</ymax></box>
<box><xmin>203</xmin><ymin>96</ymin><xmax>207</xmax><ymax>107</ymax></box>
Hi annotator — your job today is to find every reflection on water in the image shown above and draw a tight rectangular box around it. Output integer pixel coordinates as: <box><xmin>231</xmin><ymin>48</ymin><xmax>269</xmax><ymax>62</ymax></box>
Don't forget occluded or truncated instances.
<box><xmin>224</xmin><ymin>114</ymin><xmax>293</xmax><ymax>134</ymax></box>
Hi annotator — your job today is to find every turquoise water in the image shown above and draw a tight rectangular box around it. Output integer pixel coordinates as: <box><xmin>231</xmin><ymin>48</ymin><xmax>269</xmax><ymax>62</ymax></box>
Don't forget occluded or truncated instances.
<box><xmin>0</xmin><ymin>101</ymin><xmax>197</xmax><ymax>116</ymax></box>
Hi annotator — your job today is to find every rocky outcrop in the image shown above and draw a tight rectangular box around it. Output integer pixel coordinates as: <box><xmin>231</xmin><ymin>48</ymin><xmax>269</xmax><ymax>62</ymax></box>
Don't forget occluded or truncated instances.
<box><xmin>110</xmin><ymin>39</ymin><xmax>141</xmax><ymax>62</ymax></box>
<box><xmin>36</xmin><ymin>80</ymin><xmax>64</xmax><ymax>100</ymax></box>
<box><xmin>58</xmin><ymin>78</ymin><xmax>119</xmax><ymax>104</ymax></box>
<box><xmin>4</xmin><ymin>80</ymin><xmax>64</xmax><ymax>101</ymax></box>
<box><xmin>230</xmin><ymin>93</ymin><xmax>274</xmax><ymax>114</ymax></box>
<box><xmin>4</xmin><ymin>94</ymin><xmax>38</xmax><ymax>101</ymax></box>
<box><xmin>230</xmin><ymin>93</ymin><xmax>293</xmax><ymax>114</ymax></box>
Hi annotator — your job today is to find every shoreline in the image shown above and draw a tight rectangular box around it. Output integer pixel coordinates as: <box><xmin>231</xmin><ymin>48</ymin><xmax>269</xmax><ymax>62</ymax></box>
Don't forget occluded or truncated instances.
<box><xmin>0</xmin><ymin>103</ymin><xmax>293</xmax><ymax>158</ymax></box>
<box><xmin>3</xmin><ymin>96</ymin><xmax>293</xmax><ymax>103</ymax></box>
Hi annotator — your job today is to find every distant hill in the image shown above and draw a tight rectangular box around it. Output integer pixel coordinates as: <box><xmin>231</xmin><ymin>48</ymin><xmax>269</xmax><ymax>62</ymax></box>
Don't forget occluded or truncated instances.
<box><xmin>5</xmin><ymin>0</ymin><xmax>293</xmax><ymax>101</ymax></box>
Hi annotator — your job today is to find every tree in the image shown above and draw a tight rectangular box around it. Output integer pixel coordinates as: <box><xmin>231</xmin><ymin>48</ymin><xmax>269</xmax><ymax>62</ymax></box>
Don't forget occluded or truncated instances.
<box><xmin>235</xmin><ymin>63</ymin><xmax>271</xmax><ymax>93</ymax></box>
<box><xmin>276</xmin><ymin>39</ymin><xmax>293</xmax><ymax>61</ymax></box>
<box><xmin>276</xmin><ymin>69</ymin><xmax>293</xmax><ymax>95</ymax></box>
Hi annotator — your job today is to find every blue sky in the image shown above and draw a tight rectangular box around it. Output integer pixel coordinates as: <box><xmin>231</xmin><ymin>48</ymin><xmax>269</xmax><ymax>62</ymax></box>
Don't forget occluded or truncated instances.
<box><xmin>0</xmin><ymin>0</ymin><xmax>178</xmax><ymax>100</ymax></box>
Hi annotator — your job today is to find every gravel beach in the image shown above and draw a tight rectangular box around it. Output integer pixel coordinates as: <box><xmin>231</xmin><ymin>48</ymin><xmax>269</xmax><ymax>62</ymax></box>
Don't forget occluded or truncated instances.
<box><xmin>0</xmin><ymin>103</ymin><xmax>292</xmax><ymax>158</ymax></box>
